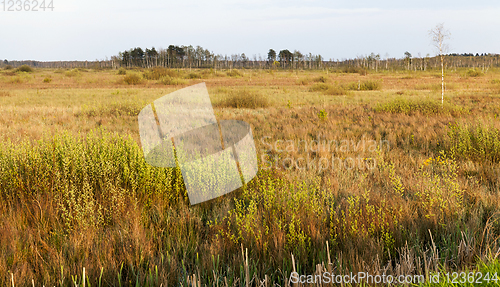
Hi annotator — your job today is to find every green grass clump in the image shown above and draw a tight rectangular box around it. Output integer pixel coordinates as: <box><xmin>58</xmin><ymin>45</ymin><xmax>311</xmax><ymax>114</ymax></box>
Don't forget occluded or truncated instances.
<box><xmin>15</xmin><ymin>65</ymin><xmax>33</xmax><ymax>73</ymax></box>
<box><xmin>375</xmin><ymin>98</ymin><xmax>467</xmax><ymax>116</ymax></box>
<box><xmin>217</xmin><ymin>89</ymin><xmax>269</xmax><ymax>108</ymax></box>
<box><xmin>448</xmin><ymin>121</ymin><xmax>500</xmax><ymax>163</ymax></box>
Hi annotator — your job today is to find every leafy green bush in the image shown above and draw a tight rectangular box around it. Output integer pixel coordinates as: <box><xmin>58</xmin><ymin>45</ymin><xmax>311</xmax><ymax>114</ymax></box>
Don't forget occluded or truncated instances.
<box><xmin>15</xmin><ymin>65</ymin><xmax>33</xmax><ymax>73</ymax></box>
<box><xmin>317</xmin><ymin>109</ymin><xmax>328</xmax><ymax>120</ymax></box>
<box><xmin>123</xmin><ymin>73</ymin><xmax>143</xmax><ymax>85</ymax></box>
<box><xmin>374</xmin><ymin>98</ymin><xmax>467</xmax><ymax>116</ymax></box>
<box><xmin>217</xmin><ymin>89</ymin><xmax>269</xmax><ymax>108</ymax></box>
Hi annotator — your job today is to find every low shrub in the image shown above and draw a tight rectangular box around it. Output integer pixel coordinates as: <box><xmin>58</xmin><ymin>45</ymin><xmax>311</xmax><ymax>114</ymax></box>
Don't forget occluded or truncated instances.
<box><xmin>466</xmin><ymin>69</ymin><xmax>483</xmax><ymax>77</ymax></box>
<box><xmin>117</xmin><ymin>68</ymin><xmax>127</xmax><ymax>75</ymax></box>
<box><xmin>123</xmin><ymin>73</ymin><xmax>143</xmax><ymax>85</ymax></box>
<box><xmin>4</xmin><ymin>65</ymin><xmax>13</xmax><ymax>70</ymax></box>
<box><xmin>43</xmin><ymin>77</ymin><xmax>52</xmax><ymax>83</ymax></box>
<box><xmin>448</xmin><ymin>121</ymin><xmax>500</xmax><ymax>163</ymax></box>
<box><xmin>16</xmin><ymin>65</ymin><xmax>33</xmax><ymax>73</ymax></box>
<box><xmin>65</xmin><ymin>69</ymin><xmax>81</xmax><ymax>77</ymax></box>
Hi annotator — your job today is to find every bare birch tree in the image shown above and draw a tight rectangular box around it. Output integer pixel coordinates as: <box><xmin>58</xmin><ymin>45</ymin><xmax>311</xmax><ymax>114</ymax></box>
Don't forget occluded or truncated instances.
<box><xmin>429</xmin><ymin>23</ymin><xmax>451</xmax><ymax>105</ymax></box>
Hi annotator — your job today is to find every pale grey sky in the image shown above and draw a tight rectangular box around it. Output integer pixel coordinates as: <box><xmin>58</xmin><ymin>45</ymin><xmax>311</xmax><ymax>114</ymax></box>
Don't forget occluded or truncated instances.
<box><xmin>1</xmin><ymin>0</ymin><xmax>499</xmax><ymax>61</ymax></box>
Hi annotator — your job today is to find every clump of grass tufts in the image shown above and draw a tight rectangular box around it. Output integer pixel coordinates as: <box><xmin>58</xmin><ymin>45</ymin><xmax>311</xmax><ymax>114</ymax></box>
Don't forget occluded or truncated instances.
<box><xmin>158</xmin><ymin>76</ymin><xmax>187</xmax><ymax>86</ymax></box>
<box><xmin>65</xmin><ymin>69</ymin><xmax>81</xmax><ymax>77</ymax></box>
<box><xmin>117</xmin><ymin>67</ymin><xmax>127</xmax><ymax>75</ymax></box>
<box><xmin>341</xmin><ymin>66</ymin><xmax>368</xmax><ymax>75</ymax></box>
<box><xmin>143</xmin><ymin>67</ymin><xmax>179</xmax><ymax>80</ymax></box>
<box><xmin>15</xmin><ymin>65</ymin><xmax>33</xmax><ymax>73</ymax></box>
<box><xmin>0</xmin><ymin>91</ymin><xmax>12</xmax><ymax>97</ymax></box>
<box><xmin>466</xmin><ymin>69</ymin><xmax>483</xmax><ymax>77</ymax></box>
<box><xmin>217</xmin><ymin>89</ymin><xmax>269</xmax><ymax>108</ymax></box>
<box><xmin>310</xmin><ymin>83</ymin><xmax>346</xmax><ymax>95</ymax></box>
<box><xmin>123</xmin><ymin>73</ymin><xmax>143</xmax><ymax>85</ymax></box>
<box><xmin>309</xmin><ymin>83</ymin><xmax>330</xmax><ymax>92</ymax></box>
<box><xmin>344</xmin><ymin>80</ymin><xmax>382</xmax><ymax>91</ymax></box>
<box><xmin>43</xmin><ymin>77</ymin><xmax>52</xmax><ymax>83</ymax></box>
<box><xmin>375</xmin><ymin>98</ymin><xmax>468</xmax><ymax>116</ymax></box>
<box><xmin>296</xmin><ymin>77</ymin><xmax>310</xmax><ymax>85</ymax></box>
<box><xmin>359</xmin><ymin>80</ymin><xmax>382</xmax><ymax>90</ymax></box>
<box><xmin>186</xmin><ymin>72</ymin><xmax>202</xmax><ymax>79</ymax></box>
<box><xmin>312</xmin><ymin>75</ymin><xmax>329</xmax><ymax>83</ymax></box>
<box><xmin>226</xmin><ymin>69</ymin><xmax>243</xmax><ymax>77</ymax></box>
<box><xmin>491</xmin><ymin>79</ymin><xmax>500</xmax><ymax>84</ymax></box>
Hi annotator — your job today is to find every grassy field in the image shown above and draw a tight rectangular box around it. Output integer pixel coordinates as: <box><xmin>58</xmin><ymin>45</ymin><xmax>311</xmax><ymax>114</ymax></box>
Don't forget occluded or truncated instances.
<box><xmin>1</xmin><ymin>66</ymin><xmax>500</xmax><ymax>286</ymax></box>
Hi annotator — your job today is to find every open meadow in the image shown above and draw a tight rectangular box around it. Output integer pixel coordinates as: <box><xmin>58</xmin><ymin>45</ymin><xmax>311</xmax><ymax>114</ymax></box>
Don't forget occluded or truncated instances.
<box><xmin>1</xmin><ymin>66</ymin><xmax>500</xmax><ymax>286</ymax></box>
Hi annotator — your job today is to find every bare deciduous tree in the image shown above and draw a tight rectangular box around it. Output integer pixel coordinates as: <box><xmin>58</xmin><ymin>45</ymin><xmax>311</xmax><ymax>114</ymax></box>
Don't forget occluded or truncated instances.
<box><xmin>429</xmin><ymin>23</ymin><xmax>451</xmax><ymax>105</ymax></box>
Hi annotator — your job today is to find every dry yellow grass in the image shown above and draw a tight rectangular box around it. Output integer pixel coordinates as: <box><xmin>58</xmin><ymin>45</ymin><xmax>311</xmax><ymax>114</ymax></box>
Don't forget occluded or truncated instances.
<box><xmin>1</xmin><ymin>67</ymin><xmax>500</xmax><ymax>285</ymax></box>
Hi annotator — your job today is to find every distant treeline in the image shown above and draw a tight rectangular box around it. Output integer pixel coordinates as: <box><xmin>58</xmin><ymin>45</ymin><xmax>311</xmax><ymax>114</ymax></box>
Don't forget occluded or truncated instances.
<box><xmin>2</xmin><ymin>46</ymin><xmax>500</xmax><ymax>71</ymax></box>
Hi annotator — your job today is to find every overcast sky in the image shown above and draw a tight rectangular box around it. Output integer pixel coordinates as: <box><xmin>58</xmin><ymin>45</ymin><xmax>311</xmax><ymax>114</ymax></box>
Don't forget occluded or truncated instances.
<box><xmin>1</xmin><ymin>0</ymin><xmax>499</xmax><ymax>61</ymax></box>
